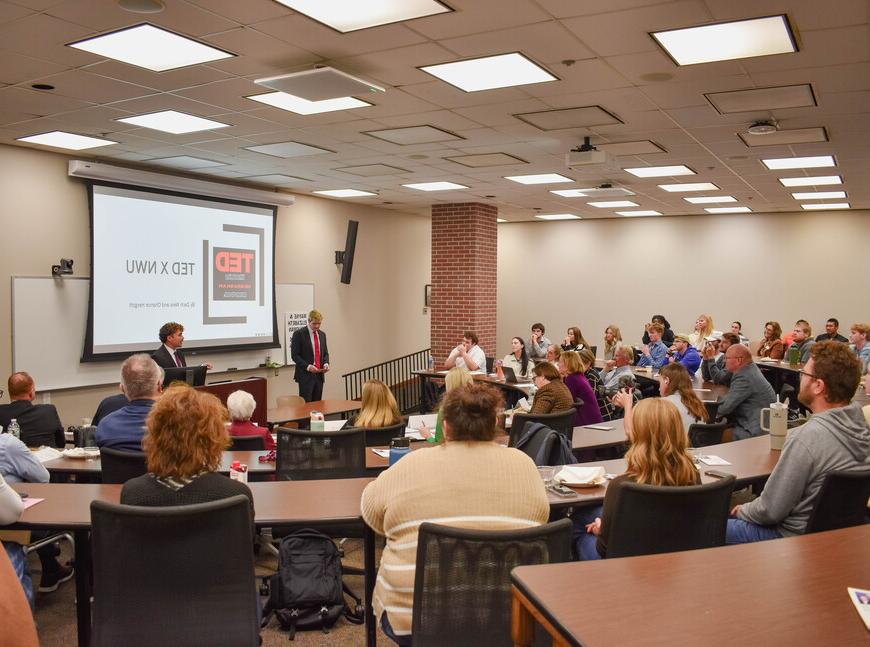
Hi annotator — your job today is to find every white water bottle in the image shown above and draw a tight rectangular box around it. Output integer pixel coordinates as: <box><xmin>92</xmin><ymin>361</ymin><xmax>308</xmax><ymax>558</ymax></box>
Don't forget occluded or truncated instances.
<box><xmin>8</xmin><ymin>419</ymin><xmax>20</xmax><ymax>440</ymax></box>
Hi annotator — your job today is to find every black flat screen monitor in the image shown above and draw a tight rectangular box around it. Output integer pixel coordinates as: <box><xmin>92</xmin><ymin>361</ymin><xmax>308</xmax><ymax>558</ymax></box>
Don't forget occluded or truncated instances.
<box><xmin>163</xmin><ymin>365</ymin><xmax>207</xmax><ymax>388</ymax></box>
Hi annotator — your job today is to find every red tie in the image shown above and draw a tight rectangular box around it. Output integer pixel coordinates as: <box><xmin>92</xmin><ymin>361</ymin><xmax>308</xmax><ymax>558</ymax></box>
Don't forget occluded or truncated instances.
<box><xmin>174</xmin><ymin>352</ymin><xmax>181</xmax><ymax>367</ymax></box>
<box><xmin>313</xmin><ymin>331</ymin><xmax>321</xmax><ymax>369</ymax></box>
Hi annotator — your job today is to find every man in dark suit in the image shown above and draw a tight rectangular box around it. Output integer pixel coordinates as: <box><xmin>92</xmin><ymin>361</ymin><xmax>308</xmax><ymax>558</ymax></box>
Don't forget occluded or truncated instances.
<box><xmin>290</xmin><ymin>310</ymin><xmax>330</xmax><ymax>402</ymax></box>
<box><xmin>151</xmin><ymin>321</ymin><xmax>186</xmax><ymax>369</ymax></box>
<box><xmin>0</xmin><ymin>372</ymin><xmax>64</xmax><ymax>447</ymax></box>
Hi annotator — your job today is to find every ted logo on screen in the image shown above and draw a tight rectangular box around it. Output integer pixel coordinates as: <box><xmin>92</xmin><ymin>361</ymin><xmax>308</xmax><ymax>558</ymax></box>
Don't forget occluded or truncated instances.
<box><xmin>212</xmin><ymin>247</ymin><xmax>256</xmax><ymax>301</ymax></box>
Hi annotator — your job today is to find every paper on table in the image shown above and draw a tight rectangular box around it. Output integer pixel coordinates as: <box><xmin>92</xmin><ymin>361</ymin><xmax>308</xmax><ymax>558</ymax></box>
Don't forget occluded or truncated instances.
<box><xmin>22</xmin><ymin>497</ymin><xmax>44</xmax><ymax>510</ymax></box>
<box><xmin>323</xmin><ymin>420</ymin><xmax>347</xmax><ymax>432</ymax></box>
<box><xmin>697</xmin><ymin>455</ymin><xmax>731</xmax><ymax>466</ymax></box>
<box><xmin>31</xmin><ymin>446</ymin><xmax>63</xmax><ymax>463</ymax></box>
<box><xmin>405</xmin><ymin>430</ymin><xmax>424</xmax><ymax>440</ymax></box>
<box><xmin>371</xmin><ymin>448</ymin><xmax>390</xmax><ymax>458</ymax></box>
<box><xmin>408</xmin><ymin>414</ymin><xmax>437</xmax><ymax>430</ymax></box>
<box><xmin>555</xmin><ymin>465</ymin><xmax>606</xmax><ymax>486</ymax></box>
<box><xmin>516</xmin><ymin>397</ymin><xmax>531</xmax><ymax>412</ymax></box>
<box><xmin>847</xmin><ymin>587</ymin><xmax>870</xmax><ymax>630</ymax></box>
<box><xmin>583</xmin><ymin>425</ymin><xmax>614</xmax><ymax>431</ymax></box>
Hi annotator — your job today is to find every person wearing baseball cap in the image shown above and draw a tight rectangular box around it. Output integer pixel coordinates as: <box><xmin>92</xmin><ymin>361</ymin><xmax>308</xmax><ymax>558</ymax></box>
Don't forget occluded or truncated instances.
<box><xmin>668</xmin><ymin>333</ymin><xmax>701</xmax><ymax>375</ymax></box>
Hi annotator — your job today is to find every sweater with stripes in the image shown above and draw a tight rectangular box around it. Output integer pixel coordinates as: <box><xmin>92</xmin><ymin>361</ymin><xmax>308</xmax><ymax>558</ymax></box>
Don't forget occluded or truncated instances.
<box><xmin>360</xmin><ymin>441</ymin><xmax>550</xmax><ymax>635</ymax></box>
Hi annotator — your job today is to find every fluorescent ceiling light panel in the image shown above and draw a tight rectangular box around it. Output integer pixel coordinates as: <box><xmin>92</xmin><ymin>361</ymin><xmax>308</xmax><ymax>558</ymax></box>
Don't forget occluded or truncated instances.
<box><xmin>535</xmin><ymin>213</ymin><xmax>580</xmax><ymax>220</ymax></box>
<box><xmin>739</xmin><ymin>127</ymin><xmax>827</xmax><ymax>147</ymax></box>
<box><xmin>246</xmin><ymin>91</ymin><xmax>371</xmax><ymax>115</ymax></box>
<box><xmin>588</xmin><ymin>200</ymin><xmax>638</xmax><ymax>208</ymax></box>
<box><xmin>705</xmin><ymin>207</ymin><xmax>752</xmax><ymax>213</ymax></box>
<box><xmin>658</xmin><ymin>182</ymin><xmax>719</xmax><ymax>192</ymax></box>
<box><xmin>623</xmin><ymin>165</ymin><xmax>694</xmax><ymax>178</ymax></box>
<box><xmin>244</xmin><ymin>141</ymin><xmax>333</xmax><ymax>158</ymax></box>
<box><xmin>791</xmin><ymin>191</ymin><xmax>846</xmax><ymax>200</ymax></box>
<box><xmin>16</xmin><ymin>131</ymin><xmax>117</xmax><ymax>150</ymax></box>
<box><xmin>273</xmin><ymin>0</ymin><xmax>451</xmax><ymax>33</ymax></box>
<box><xmin>447</xmin><ymin>153</ymin><xmax>526</xmax><ymax>168</ymax></box>
<box><xmin>364</xmin><ymin>125</ymin><xmax>462</xmax><ymax>145</ymax></box>
<box><xmin>420</xmin><ymin>52</ymin><xmax>556</xmax><ymax>92</ymax></box>
<box><xmin>313</xmin><ymin>189</ymin><xmax>377</xmax><ymax>198</ymax></box>
<box><xmin>245</xmin><ymin>175</ymin><xmax>308</xmax><ymax>185</ymax></box>
<box><xmin>597</xmin><ymin>140</ymin><xmax>665</xmax><ymax>155</ymax></box>
<box><xmin>616</xmin><ymin>211</ymin><xmax>661</xmax><ymax>217</ymax></box>
<box><xmin>706</xmin><ymin>84</ymin><xmax>816</xmax><ymax>114</ymax></box>
<box><xmin>149</xmin><ymin>156</ymin><xmax>225</xmax><ymax>169</ymax></box>
<box><xmin>801</xmin><ymin>202</ymin><xmax>850</xmax><ymax>210</ymax></box>
<box><xmin>762</xmin><ymin>155</ymin><xmax>835</xmax><ymax>170</ymax></box>
<box><xmin>117</xmin><ymin>110</ymin><xmax>230</xmax><ymax>134</ymax></box>
<box><xmin>504</xmin><ymin>173</ymin><xmax>572</xmax><ymax>185</ymax></box>
<box><xmin>336</xmin><ymin>164</ymin><xmax>410</xmax><ymax>176</ymax></box>
<box><xmin>67</xmin><ymin>23</ymin><xmax>233</xmax><ymax>72</ymax></box>
<box><xmin>684</xmin><ymin>196</ymin><xmax>737</xmax><ymax>204</ymax></box>
<box><xmin>514</xmin><ymin>105</ymin><xmax>622</xmax><ymax>131</ymax></box>
<box><xmin>778</xmin><ymin>175</ymin><xmax>842</xmax><ymax>187</ymax></box>
<box><xmin>402</xmin><ymin>181</ymin><xmax>468</xmax><ymax>191</ymax></box>
<box><xmin>652</xmin><ymin>15</ymin><xmax>796</xmax><ymax>66</ymax></box>
<box><xmin>551</xmin><ymin>189</ymin><xmax>591</xmax><ymax>197</ymax></box>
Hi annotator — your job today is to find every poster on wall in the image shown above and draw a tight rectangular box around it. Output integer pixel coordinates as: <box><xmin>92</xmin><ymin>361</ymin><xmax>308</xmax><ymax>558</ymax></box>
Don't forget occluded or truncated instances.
<box><xmin>285</xmin><ymin>311</ymin><xmax>310</xmax><ymax>365</ymax></box>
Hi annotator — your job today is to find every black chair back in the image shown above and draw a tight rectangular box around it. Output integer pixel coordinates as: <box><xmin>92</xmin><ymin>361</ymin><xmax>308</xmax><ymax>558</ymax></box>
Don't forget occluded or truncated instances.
<box><xmin>589</xmin><ymin>345</ymin><xmax>597</xmax><ymax>357</ymax></box>
<box><xmin>606</xmin><ymin>475</ymin><xmax>735</xmax><ymax>558</ymax></box>
<box><xmin>90</xmin><ymin>496</ymin><xmax>258</xmax><ymax>647</ymax></box>
<box><xmin>805</xmin><ymin>469</ymin><xmax>870</xmax><ymax>533</ymax></box>
<box><xmin>514</xmin><ymin>425</ymin><xmax>559</xmax><ymax>466</ymax></box>
<box><xmin>688</xmin><ymin>421</ymin><xmax>728</xmax><ymax>448</ymax></box>
<box><xmin>275</xmin><ymin>427</ymin><xmax>367</xmax><ymax>480</ymax></box>
<box><xmin>704</xmin><ymin>400</ymin><xmax>720</xmax><ymax>422</ymax></box>
<box><xmin>411</xmin><ymin>519</ymin><xmax>572</xmax><ymax>647</ymax></box>
<box><xmin>100</xmin><ymin>447</ymin><xmax>147</xmax><ymax>484</ymax></box>
<box><xmin>485</xmin><ymin>357</ymin><xmax>495</xmax><ymax>373</ymax></box>
<box><xmin>349</xmin><ymin>420</ymin><xmax>406</xmax><ymax>447</ymax></box>
<box><xmin>509</xmin><ymin>408</ymin><xmax>576</xmax><ymax>446</ymax></box>
<box><xmin>229</xmin><ymin>435</ymin><xmax>265</xmax><ymax>451</ymax></box>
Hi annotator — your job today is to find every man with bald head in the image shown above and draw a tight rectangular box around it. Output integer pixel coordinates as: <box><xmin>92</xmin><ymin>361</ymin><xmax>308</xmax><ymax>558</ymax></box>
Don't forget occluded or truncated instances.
<box><xmin>0</xmin><ymin>372</ymin><xmax>64</xmax><ymax>447</ymax></box>
<box><xmin>715</xmin><ymin>345</ymin><xmax>776</xmax><ymax>439</ymax></box>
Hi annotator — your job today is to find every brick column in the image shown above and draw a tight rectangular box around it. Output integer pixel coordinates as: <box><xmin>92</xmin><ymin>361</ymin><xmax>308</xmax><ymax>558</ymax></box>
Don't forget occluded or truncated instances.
<box><xmin>430</xmin><ymin>202</ymin><xmax>497</xmax><ymax>364</ymax></box>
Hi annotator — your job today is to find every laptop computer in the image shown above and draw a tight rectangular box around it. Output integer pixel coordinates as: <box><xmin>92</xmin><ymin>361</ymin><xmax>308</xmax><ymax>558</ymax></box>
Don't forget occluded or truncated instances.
<box><xmin>501</xmin><ymin>366</ymin><xmax>519</xmax><ymax>383</ymax></box>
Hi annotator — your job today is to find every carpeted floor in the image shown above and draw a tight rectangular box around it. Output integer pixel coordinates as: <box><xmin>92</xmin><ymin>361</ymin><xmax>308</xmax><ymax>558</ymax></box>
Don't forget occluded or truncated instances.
<box><xmin>32</xmin><ymin>538</ymin><xmax>391</xmax><ymax>647</ymax></box>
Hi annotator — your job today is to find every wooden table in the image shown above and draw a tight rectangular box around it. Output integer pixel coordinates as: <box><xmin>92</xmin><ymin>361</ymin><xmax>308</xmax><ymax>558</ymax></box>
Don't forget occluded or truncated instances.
<box><xmin>266</xmin><ymin>399</ymin><xmax>360</xmax><ymax>426</ymax></box>
<box><xmin>44</xmin><ymin>450</ymin><xmax>275</xmax><ymax>479</ymax></box>
<box><xmin>511</xmin><ymin>524</ymin><xmax>870</xmax><ymax>647</ymax></box>
<box><xmin>11</xmin><ymin>479</ymin><xmax>378</xmax><ymax>647</ymax></box>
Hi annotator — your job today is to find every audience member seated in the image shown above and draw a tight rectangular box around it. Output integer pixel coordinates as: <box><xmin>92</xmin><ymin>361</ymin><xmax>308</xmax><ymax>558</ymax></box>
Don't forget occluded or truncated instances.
<box><xmin>863</xmin><ymin>373</ymin><xmax>870</xmax><ymax>424</ymax></box>
<box><xmin>0</xmin><ymin>432</ymin><xmax>72</xmax><ymax>605</ymax></box>
<box><xmin>642</xmin><ymin>315</ymin><xmax>675</xmax><ymax>346</ymax></box>
<box><xmin>849</xmin><ymin>323</ymin><xmax>870</xmax><ymax>374</ymax></box>
<box><xmin>558</xmin><ymin>352</ymin><xmax>603</xmax><ymax>426</ymax></box>
<box><xmin>0</xmin><ymin>518</ymin><xmax>39</xmax><ymax>647</ymax></box>
<box><xmin>352</xmin><ymin>379</ymin><xmax>403</xmax><ymax>429</ymax></box>
<box><xmin>529</xmin><ymin>362</ymin><xmax>574</xmax><ymax>415</ymax></box>
<box><xmin>816</xmin><ymin>317</ymin><xmax>848</xmax><ymax>343</ymax></box>
<box><xmin>727</xmin><ymin>342</ymin><xmax>870</xmax><ymax>543</ymax></box>
<box><xmin>636</xmin><ymin>323</ymin><xmax>669</xmax><ymax>370</ymax></box>
<box><xmin>0</xmin><ymin>372</ymin><xmax>63</xmax><ymax>448</ymax></box>
<box><xmin>688</xmin><ymin>314</ymin><xmax>717</xmax><ymax>350</ymax></box>
<box><xmin>527</xmin><ymin>323</ymin><xmax>551</xmax><ymax>361</ymax></box>
<box><xmin>91</xmin><ymin>391</ymin><xmax>128</xmax><ymax>426</ymax></box>
<box><xmin>361</xmin><ymin>383</ymin><xmax>549</xmax><ymax>645</ymax></box>
<box><xmin>788</xmin><ymin>321</ymin><xmax>816</xmax><ymax>364</ymax></box>
<box><xmin>560</xmin><ymin>326</ymin><xmax>588</xmax><ymax>352</ymax></box>
<box><xmin>599</xmin><ymin>345</ymin><xmax>635</xmax><ymax>392</ymax></box>
<box><xmin>545</xmin><ymin>344</ymin><xmax>561</xmax><ymax>366</ymax></box>
<box><xmin>715</xmin><ymin>345</ymin><xmax>776</xmax><ymax>440</ymax></box>
<box><xmin>572</xmin><ymin>397</ymin><xmax>700</xmax><ymax>560</ymax></box>
<box><xmin>96</xmin><ymin>354</ymin><xmax>163</xmax><ymax>453</ymax></box>
<box><xmin>578</xmin><ymin>349</ymin><xmax>608</xmax><ymax>416</ymax></box>
<box><xmin>758</xmin><ymin>321</ymin><xmax>785</xmax><ymax>360</ymax></box>
<box><xmin>730</xmin><ymin>321</ymin><xmax>750</xmax><ymax>346</ymax></box>
<box><xmin>602</xmin><ymin>325</ymin><xmax>622</xmax><ymax>361</ymax></box>
<box><xmin>701</xmin><ymin>332</ymin><xmax>739</xmax><ymax>385</ymax></box>
<box><xmin>502</xmin><ymin>337</ymin><xmax>534</xmax><ymax>379</ymax></box>
<box><xmin>420</xmin><ymin>367</ymin><xmax>472</xmax><ymax>443</ymax></box>
<box><xmin>227</xmin><ymin>390</ymin><xmax>275</xmax><ymax>451</ymax></box>
<box><xmin>443</xmin><ymin>331</ymin><xmax>485</xmax><ymax>372</ymax></box>
<box><xmin>668</xmin><ymin>334</ymin><xmax>701</xmax><ymax>374</ymax></box>
<box><xmin>121</xmin><ymin>385</ymin><xmax>255</xmax><ymax>530</ymax></box>
<box><xmin>657</xmin><ymin>363</ymin><xmax>708</xmax><ymax>434</ymax></box>
<box><xmin>780</xmin><ymin>319</ymin><xmax>808</xmax><ymax>351</ymax></box>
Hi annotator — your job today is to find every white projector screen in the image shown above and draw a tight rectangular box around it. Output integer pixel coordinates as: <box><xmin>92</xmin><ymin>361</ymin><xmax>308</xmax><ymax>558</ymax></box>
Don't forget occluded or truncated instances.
<box><xmin>84</xmin><ymin>182</ymin><xmax>279</xmax><ymax>360</ymax></box>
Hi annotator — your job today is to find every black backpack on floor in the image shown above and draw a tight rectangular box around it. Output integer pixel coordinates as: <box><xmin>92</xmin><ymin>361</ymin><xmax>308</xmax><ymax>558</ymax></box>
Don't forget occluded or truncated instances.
<box><xmin>262</xmin><ymin>528</ymin><xmax>364</xmax><ymax>639</ymax></box>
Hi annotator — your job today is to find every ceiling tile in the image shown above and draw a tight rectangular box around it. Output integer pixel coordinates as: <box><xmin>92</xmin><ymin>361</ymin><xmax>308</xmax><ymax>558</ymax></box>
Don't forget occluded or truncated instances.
<box><xmin>0</xmin><ymin>51</ymin><xmax>68</xmax><ymax>85</ymax></box>
<box><xmin>407</xmin><ymin>0</ymin><xmax>552</xmax><ymax>40</ymax></box>
<box><xmin>47</xmin><ymin>0</ymin><xmax>239</xmax><ymax>35</ymax></box>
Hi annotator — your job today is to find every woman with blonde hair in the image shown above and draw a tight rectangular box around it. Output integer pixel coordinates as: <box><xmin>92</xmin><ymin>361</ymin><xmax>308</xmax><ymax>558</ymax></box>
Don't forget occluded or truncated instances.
<box><xmin>688</xmin><ymin>314</ymin><xmax>715</xmax><ymax>350</ymax></box>
<box><xmin>353</xmin><ymin>380</ymin><xmax>402</xmax><ymax>429</ymax></box>
<box><xmin>420</xmin><ymin>367</ymin><xmax>473</xmax><ymax>443</ymax></box>
<box><xmin>603</xmin><ymin>325</ymin><xmax>622</xmax><ymax>361</ymax></box>
<box><xmin>573</xmin><ymin>397</ymin><xmax>700</xmax><ymax>560</ymax></box>
<box><xmin>657</xmin><ymin>363</ymin><xmax>708</xmax><ymax>434</ymax></box>
<box><xmin>758</xmin><ymin>321</ymin><xmax>785</xmax><ymax>359</ymax></box>
<box><xmin>558</xmin><ymin>351</ymin><xmax>603</xmax><ymax>426</ymax></box>
<box><xmin>545</xmin><ymin>344</ymin><xmax>561</xmax><ymax>365</ymax></box>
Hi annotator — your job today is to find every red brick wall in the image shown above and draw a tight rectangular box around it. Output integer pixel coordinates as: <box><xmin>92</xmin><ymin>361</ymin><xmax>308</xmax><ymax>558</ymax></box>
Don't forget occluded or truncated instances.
<box><xmin>430</xmin><ymin>202</ymin><xmax>497</xmax><ymax>365</ymax></box>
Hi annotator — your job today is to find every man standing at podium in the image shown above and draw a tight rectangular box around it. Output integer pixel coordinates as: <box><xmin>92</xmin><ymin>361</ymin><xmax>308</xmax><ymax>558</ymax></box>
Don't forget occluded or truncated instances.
<box><xmin>291</xmin><ymin>310</ymin><xmax>330</xmax><ymax>402</ymax></box>
<box><xmin>151</xmin><ymin>322</ymin><xmax>186</xmax><ymax>369</ymax></box>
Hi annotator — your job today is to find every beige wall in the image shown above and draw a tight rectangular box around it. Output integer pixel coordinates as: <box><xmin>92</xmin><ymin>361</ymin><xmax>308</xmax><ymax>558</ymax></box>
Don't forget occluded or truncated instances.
<box><xmin>497</xmin><ymin>210</ymin><xmax>870</xmax><ymax>358</ymax></box>
<box><xmin>0</xmin><ymin>144</ymin><xmax>431</xmax><ymax>425</ymax></box>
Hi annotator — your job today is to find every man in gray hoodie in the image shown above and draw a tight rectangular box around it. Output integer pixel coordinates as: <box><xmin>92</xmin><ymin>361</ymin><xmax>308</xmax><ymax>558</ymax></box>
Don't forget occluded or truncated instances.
<box><xmin>726</xmin><ymin>341</ymin><xmax>870</xmax><ymax>543</ymax></box>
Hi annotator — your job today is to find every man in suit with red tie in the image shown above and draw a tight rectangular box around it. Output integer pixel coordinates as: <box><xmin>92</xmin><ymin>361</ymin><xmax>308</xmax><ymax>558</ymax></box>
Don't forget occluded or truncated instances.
<box><xmin>291</xmin><ymin>310</ymin><xmax>330</xmax><ymax>402</ymax></box>
<box><xmin>151</xmin><ymin>322</ymin><xmax>187</xmax><ymax>369</ymax></box>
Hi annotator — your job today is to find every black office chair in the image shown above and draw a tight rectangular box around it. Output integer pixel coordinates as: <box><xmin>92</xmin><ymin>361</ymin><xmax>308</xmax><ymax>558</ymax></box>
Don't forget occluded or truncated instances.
<box><xmin>605</xmin><ymin>475</ymin><xmax>735</xmax><ymax>558</ymax></box>
<box><xmin>274</xmin><ymin>427</ymin><xmax>367</xmax><ymax>480</ymax></box>
<box><xmin>99</xmin><ymin>447</ymin><xmax>147</xmax><ymax>484</ymax></box>
<box><xmin>513</xmin><ymin>424</ymin><xmax>560</xmax><ymax>466</ymax></box>
<box><xmin>90</xmin><ymin>496</ymin><xmax>259</xmax><ymax>647</ymax></box>
<box><xmin>704</xmin><ymin>400</ymin><xmax>720</xmax><ymax>422</ymax></box>
<box><xmin>688</xmin><ymin>421</ymin><xmax>728</xmax><ymax>448</ymax></box>
<box><xmin>411</xmin><ymin>519</ymin><xmax>572</xmax><ymax>647</ymax></box>
<box><xmin>229</xmin><ymin>435</ymin><xmax>265</xmax><ymax>451</ymax></box>
<box><xmin>350</xmin><ymin>420</ymin><xmax>406</xmax><ymax>447</ymax></box>
<box><xmin>804</xmin><ymin>469</ymin><xmax>870</xmax><ymax>533</ymax></box>
<box><xmin>510</xmin><ymin>408</ymin><xmax>576</xmax><ymax>446</ymax></box>
<box><xmin>485</xmin><ymin>357</ymin><xmax>495</xmax><ymax>374</ymax></box>
<box><xmin>589</xmin><ymin>345</ymin><xmax>597</xmax><ymax>357</ymax></box>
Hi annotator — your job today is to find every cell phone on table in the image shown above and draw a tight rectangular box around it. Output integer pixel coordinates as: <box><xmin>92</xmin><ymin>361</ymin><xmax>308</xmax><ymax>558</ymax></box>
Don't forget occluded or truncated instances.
<box><xmin>548</xmin><ymin>484</ymin><xmax>575</xmax><ymax>497</ymax></box>
<box><xmin>704</xmin><ymin>470</ymin><xmax>731</xmax><ymax>479</ymax></box>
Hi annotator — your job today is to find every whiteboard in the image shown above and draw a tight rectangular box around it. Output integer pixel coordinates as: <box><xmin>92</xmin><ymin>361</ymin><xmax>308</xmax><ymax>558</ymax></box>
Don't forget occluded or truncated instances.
<box><xmin>11</xmin><ymin>276</ymin><xmax>313</xmax><ymax>391</ymax></box>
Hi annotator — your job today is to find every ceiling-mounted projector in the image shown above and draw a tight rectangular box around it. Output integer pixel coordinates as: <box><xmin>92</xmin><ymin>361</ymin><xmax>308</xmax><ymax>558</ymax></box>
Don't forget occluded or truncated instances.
<box><xmin>254</xmin><ymin>66</ymin><xmax>385</xmax><ymax>101</ymax></box>
<box><xmin>566</xmin><ymin>136</ymin><xmax>610</xmax><ymax>169</ymax></box>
